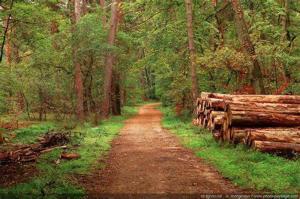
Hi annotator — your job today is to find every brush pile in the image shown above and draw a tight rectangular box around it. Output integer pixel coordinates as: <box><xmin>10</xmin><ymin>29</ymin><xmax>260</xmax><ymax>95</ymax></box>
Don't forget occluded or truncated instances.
<box><xmin>0</xmin><ymin>131</ymin><xmax>70</xmax><ymax>165</ymax></box>
<box><xmin>195</xmin><ymin>92</ymin><xmax>300</xmax><ymax>154</ymax></box>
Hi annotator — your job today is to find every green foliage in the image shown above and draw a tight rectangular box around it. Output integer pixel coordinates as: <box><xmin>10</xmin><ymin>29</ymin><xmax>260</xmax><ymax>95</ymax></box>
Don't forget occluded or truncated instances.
<box><xmin>1</xmin><ymin>0</ymin><xmax>299</xmax><ymax>116</ymax></box>
<box><xmin>0</xmin><ymin>0</ymin><xmax>300</xmax><ymax>193</ymax></box>
<box><xmin>124</xmin><ymin>0</ymin><xmax>300</xmax><ymax>102</ymax></box>
<box><xmin>160</xmin><ymin>106</ymin><xmax>300</xmax><ymax>193</ymax></box>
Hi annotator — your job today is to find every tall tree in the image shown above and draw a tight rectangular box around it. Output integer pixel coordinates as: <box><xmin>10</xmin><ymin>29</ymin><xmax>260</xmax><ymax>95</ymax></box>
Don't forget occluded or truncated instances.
<box><xmin>82</xmin><ymin>0</ymin><xmax>87</xmax><ymax>15</ymax></box>
<box><xmin>99</xmin><ymin>0</ymin><xmax>107</xmax><ymax>26</ymax></box>
<box><xmin>111</xmin><ymin>70</ymin><xmax>121</xmax><ymax>115</ymax></box>
<box><xmin>231</xmin><ymin>0</ymin><xmax>266</xmax><ymax>94</ymax></box>
<box><xmin>4</xmin><ymin>17</ymin><xmax>12</xmax><ymax>64</ymax></box>
<box><xmin>280</xmin><ymin>0</ymin><xmax>289</xmax><ymax>42</ymax></box>
<box><xmin>73</xmin><ymin>0</ymin><xmax>85</xmax><ymax>121</ymax></box>
<box><xmin>184</xmin><ymin>0</ymin><xmax>199</xmax><ymax>101</ymax></box>
<box><xmin>102</xmin><ymin>0</ymin><xmax>120</xmax><ymax>118</ymax></box>
<box><xmin>0</xmin><ymin>0</ymin><xmax>14</xmax><ymax>63</ymax></box>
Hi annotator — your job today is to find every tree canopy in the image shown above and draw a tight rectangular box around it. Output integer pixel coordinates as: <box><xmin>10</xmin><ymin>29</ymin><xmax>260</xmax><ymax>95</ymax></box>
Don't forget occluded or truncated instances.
<box><xmin>0</xmin><ymin>0</ymin><xmax>300</xmax><ymax>120</ymax></box>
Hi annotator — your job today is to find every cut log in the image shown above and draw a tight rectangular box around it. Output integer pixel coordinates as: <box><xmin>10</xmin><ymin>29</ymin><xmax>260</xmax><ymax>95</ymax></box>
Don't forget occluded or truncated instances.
<box><xmin>192</xmin><ymin>119</ymin><xmax>198</xmax><ymax>126</ymax></box>
<box><xmin>200</xmin><ymin>92</ymin><xmax>211</xmax><ymax>100</ymax></box>
<box><xmin>206</xmin><ymin>98</ymin><xmax>226</xmax><ymax>111</ymax></box>
<box><xmin>227</xmin><ymin>102</ymin><xmax>300</xmax><ymax>115</ymax></box>
<box><xmin>229</xmin><ymin>111</ymin><xmax>300</xmax><ymax>127</ymax></box>
<box><xmin>230</xmin><ymin>128</ymin><xmax>248</xmax><ymax>144</ymax></box>
<box><xmin>195</xmin><ymin>92</ymin><xmax>300</xmax><ymax>156</ymax></box>
<box><xmin>212</xmin><ymin>129</ymin><xmax>222</xmax><ymax>141</ymax></box>
<box><xmin>208</xmin><ymin>93</ymin><xmax>300</xmax><ymax>104</ymax></box>
<box><xmin>210</xmin><ymin>113</ymin><xmax>225</xmax><ymax>130</ymax></box>
<box><xmin>61</xmin><ymin>153</ymin><xmax>80</xmax><ymax>160</ymax></box>
<box><xmin>245</xmin><ymin>128</ymin><xmax>300</xmax><ymax>146</ymax></box>
<box><xmin>0</xmin><ymin>132</ymin><xmax>71</xmax><ymax>165</ymax></box>
<box><xmin>40</xmin><ymin>145</ymin><xmax>68</xmax><ymax>154</ymax></box>
<box><xmin>0</xmin><ymin>152</ymin><xmax>9</xmax><ymax>161</ymax></box>
<box><xmin>252</xmin><ymin>140</ymin><xmax>300</xmax><ymax>153</ymax></box>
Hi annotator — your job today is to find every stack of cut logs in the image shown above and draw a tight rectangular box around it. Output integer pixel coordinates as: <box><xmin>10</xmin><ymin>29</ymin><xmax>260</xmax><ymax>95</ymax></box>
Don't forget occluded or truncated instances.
<box><xmin>195</xmin><ymin>92</ymin><xmax>300</xmax><ymax>154</ymax></box>
<box><xmin>0</xmin><ymin>132</ymin><xmax>70</xmax><ymax>165</ymax></box>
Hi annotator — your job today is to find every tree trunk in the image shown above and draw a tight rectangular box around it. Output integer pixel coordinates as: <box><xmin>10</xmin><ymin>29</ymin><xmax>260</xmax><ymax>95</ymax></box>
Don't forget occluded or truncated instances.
<box><xmin>227</xmin><ymin>101</ymin><xmax>300</xmax><ymax>114</ymax></box>
<box><xmin>229</xmin><ymin>110</ymin><xmax>300</xmax><ymax>127</ymax></box>
<box><xmin>215</xmin><ymin>14</ymin><xmax>225</xmax><ymax>48</ymax></box>
<box><xmin>184</xmin><ymin>0</ymin><xmax>199</xmax><ymax>101</ymax></box>
<box><xmin>83</xmin><ymin>63</ymin><xmax>93</xmax><ymax>114</ymax></box>
<box><xmin>245</xmin><ymin>128</ymin><xmax>300</xmax><ymax>146</ymax></box>
<box><xmin>73</xmin><ymin>0</ymin><xmax>85</xmax><ymax>121</ymax></box>
<box><xmin>4</xmin><ymin>16</ymin><xmax>12</xmax><ymax>65</ymax></box>
<box><xmin>229</xmin><ymin>128</ymin><xmax>248</xmax><ymax>144</ymax></box>
<box><xmin>38</xmin><ymin>88</ymin><xmax>45</xmax><ymax>121</ymax></box>
<box><xmin>231</xmin><ymin>0</ymin><xmax>266</xmax><ymax>94</ymax></box>
<box><xmin>74</xmin><ymin>0</ymin><xmax>81</xmax><ymax>22</ymax></box>
<box><xmin>252</xmin><ymin>140</ymin><xmax>300</xmax><ymax>153</ymax></box>
<box><xmin>111</xmin><ymin>71</ymin><xmax>121</xmax><ymax>115</ymax></box>
<box><xmin>121</xmin><ymin>85</ymin><xmax>126</xmax><ymax>106</ymax></box>
<box><xmin>102</xmin><ymin>0</ymin><xmax>120</xmax><ymax>118</ymax></box>
<box><xmin>280</xmin><ymin>0</ymin><xmax>289</xmax><ymax>41</ymax></box>
<box><xmin>99</xmin><ymin>0</ymin><xmax>107</xmax><ymax>26</ymax></box>
<box><xmin>0</xmin><ymin>0</ymin><xmax>14</xmax><ymax>63</ymax></box>
<box><xmin>82</xmin><ymin>0</ymin><xmax>88</xmax><ymax>15</ymax></box>
<box><xmin>207</xmin><ymin>92</ymin><xmax>300</xmax><ymax>104</ymax></box>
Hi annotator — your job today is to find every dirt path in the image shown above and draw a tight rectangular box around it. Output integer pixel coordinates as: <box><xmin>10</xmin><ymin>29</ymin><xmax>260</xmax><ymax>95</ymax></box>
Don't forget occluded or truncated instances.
<box><xmin>84</xmin><ymin>104</ymin><xmax>241</xmax><ymax>194</ymax></box>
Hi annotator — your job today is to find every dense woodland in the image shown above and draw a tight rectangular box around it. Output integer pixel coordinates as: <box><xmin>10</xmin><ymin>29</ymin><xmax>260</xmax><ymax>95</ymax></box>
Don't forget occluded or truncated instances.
<box><xmin>1</xmin><ymin>0</ymin><xmax>300</xmax><ymax>195</ymax></box>
<box><xmin>0</xmin><ymin>0</ymin><xmax>300</xmax><ymax>120</ymax></box>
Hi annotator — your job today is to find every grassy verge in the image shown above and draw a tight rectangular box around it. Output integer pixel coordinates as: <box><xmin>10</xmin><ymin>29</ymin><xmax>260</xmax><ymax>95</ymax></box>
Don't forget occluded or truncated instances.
<box><xmin>11</xmin><ymin>122</ymin><xmax>56</xmax><ymax>144</ymax></box>
<box><xmin>0</xmin><ymin>105</ymin><xmax>139</xmax><ymax>198</ymax></box>
<box><xmin>160</xmin><ymin>106</ymin><xmax>300</xmax><ymax>193</ymax></box>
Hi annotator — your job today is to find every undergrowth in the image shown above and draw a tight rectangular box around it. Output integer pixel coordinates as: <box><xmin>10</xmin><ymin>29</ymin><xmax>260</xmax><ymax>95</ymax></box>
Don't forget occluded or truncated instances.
<box><xmin>160</xmin><ymin>106</ymin><xmax>300</xmax><ymax>193</ymax></box>
<box><xmin>0</xmin><ymin>106</ymin><xmax>138</xmax><ymax>198</ymax></box>
<box><xmin>12</xmin><ymin>123</ymin><xmax>56</xmax><ymax>144</ymax></box>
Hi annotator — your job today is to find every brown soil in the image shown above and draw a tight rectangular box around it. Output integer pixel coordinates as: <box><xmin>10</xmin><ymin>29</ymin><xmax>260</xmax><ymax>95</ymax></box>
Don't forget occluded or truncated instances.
<box><xmin>0</xmin><ymin>163</ymin><xmax>37</xmax><ymax>187</ymax></box>
<box><xmin>82</xmin><ymin>103</ymin><xmax>243</xmax><ymax>194</ymax></box>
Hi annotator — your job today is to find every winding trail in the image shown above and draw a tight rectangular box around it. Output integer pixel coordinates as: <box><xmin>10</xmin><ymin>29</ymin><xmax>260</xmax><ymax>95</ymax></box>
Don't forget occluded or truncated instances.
<box><xmin>85</xmin><ymin>103</ymin><xmax>241</xmax><ymax>194</ymax></box>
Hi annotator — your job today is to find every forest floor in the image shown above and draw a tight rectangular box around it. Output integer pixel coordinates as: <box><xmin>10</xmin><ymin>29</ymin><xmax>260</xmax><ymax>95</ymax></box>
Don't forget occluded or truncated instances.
<box><xmin>1</xmin><ymin>103</ymin><xmax>299</xmax><ymax>196</ymax></box>
<box><xmin>80</xmin><ymin>103</ymin><xmax>243</xmax><ymax>194</ymax></box>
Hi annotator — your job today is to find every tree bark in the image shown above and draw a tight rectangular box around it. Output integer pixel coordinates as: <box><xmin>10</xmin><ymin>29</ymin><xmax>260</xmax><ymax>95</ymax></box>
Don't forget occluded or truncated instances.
<box><xmin>280</xmin><ymin>0</ymin><xmax>289</xmax><ymax>41</ymax></box>
<box><xmin>230</xmin><ymin>128</ymin><xmax>248</xmax><ymax>144</ymax></box>
<box><xmin>99</xmin><ymin>0</ymin><xmax>107</xmax><ymax>26</ymax></box>
<box><xmin>207</xmin><ymin>92</ymin><xmax>300</xmax><ymax>104</ymax></box>
<box><xmin>0</xmin><ymin>0</ymin><xmax>14</xmax><ymax>63</ymax></box>
<box><xmin>227</xmin><ymin>101</ymin><xmax>300</xmax><ymax>114</ymax></box>
<box><xmin>83</xmin><ymin>61</ymin><xmax>94</xmax><ymax>114</ymax></box>
<box><xmin>82</xmin><ymin>0</ymin><xmax>88</xmax><ymax>15</ymax></box>
<box><xmin>245</xmin><ymin>128</ymin><xmax>300</xmax><ymax>145</ymax></box>
<box><xmin>102</xmin><ymin>0</ymin><xmax>120</xmax><ymax>118</ymax></box>
<box><xmin>231</xmin><ymin>0</ymin><xmax>266</xmax><ymax>94</ymax></box>
<box><xmin>74</xmin><ymin>0</ymin><xmax>81</xmax><ymax>22</ymax></box>
<box><xmin>4</xmin><ymin>16</ymin><xmax>12</xmax><ymax>64</ymax></box>
<box><xmin>73</xmin><ymin>0</ymin><xmax>85</xmax><ymax>121</ymax></box>
<box><xmin>184</xmin><ymin>0</ymin><xmax>199</xmax><ymax>101</ymax></box>
<box><xmin>111</xmin><ymin>71</ymin><xmax>121</xmax><ymax>115</ymax></box>
<box><xmin>252</xmin><ymin>140</ymin><xmax>300</xmax><ymax>153</ymax></box>
<box><xmin>229</xmin><ymin>110</ymin><xmax>300</xmax><ymax>127</ymax></box>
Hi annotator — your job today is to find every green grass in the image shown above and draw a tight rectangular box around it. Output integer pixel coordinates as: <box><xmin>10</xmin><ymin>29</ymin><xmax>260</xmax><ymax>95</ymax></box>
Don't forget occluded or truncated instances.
<box><xmin>160</xmin><ymin>106</ymin><xmax>300</xmax><ymax>193</ymax></box>
<box><xmin>11</xmin><ymin>122</ymin><xmax>56</xmax><ymax>144</ymax></box>
<box><xmin>0</xmin><ymin>105</ymin><xmax>139</xmax><ymax>198</ymax></box>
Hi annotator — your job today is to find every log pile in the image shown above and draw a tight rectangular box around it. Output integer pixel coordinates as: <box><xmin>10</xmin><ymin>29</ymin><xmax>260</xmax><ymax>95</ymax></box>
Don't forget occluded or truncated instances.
<box><xmin>195</xmin><ymin>92</ymin><xmax>300</xmax><ymax>154</ymax></box>
<box><xmin>0</xmin><ymin>131</ymin><xmax>70</xmax><ymax>165</ymax></box>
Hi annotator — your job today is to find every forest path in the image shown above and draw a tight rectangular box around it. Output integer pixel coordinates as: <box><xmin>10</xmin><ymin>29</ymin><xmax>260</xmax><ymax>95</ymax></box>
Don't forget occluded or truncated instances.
<box><xmin>84</xmin><ymin>103</ymin><xmax>241</xmax><ymax>194</ymax></box>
